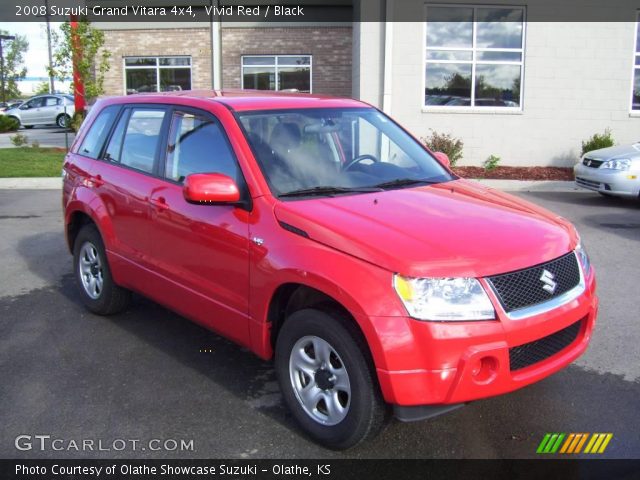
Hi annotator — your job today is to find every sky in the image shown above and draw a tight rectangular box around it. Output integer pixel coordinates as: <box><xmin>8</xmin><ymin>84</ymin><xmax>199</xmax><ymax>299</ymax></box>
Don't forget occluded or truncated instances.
<box><xmin>0</xmin><ymin>22</ymin><xmax>61</xmax><ymax>78</ymax></box>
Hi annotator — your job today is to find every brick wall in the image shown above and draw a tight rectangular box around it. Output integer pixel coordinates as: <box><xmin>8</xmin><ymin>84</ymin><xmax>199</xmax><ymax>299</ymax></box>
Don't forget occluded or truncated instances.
<box><xmin>221</xmin><ymin>27</ymin><xmax>353</xmax><ymax>97</ymax></box>
<box><xmin>98</xmin><ymin>28</ymin><xmax>212</xmax><ymax>96</ymax></box>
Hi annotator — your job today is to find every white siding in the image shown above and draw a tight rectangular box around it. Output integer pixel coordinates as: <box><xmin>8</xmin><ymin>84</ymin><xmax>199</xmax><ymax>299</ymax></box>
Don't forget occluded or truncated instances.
<box><xmin>377</xmin><ymin>20</ymin><xmax>640</xmax><ymax>166</ymax></box>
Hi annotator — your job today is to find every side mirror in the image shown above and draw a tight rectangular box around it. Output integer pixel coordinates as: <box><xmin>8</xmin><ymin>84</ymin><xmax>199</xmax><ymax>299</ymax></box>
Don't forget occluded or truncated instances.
<box><xmin>183</xmin><ymin>173</ymin><xmax>240</xmax><ymax>204</ymax></box>
<box><xmin>433</xmin><ymin>151</ymin><xmax>451</xmax><ymax>168</ymax></box>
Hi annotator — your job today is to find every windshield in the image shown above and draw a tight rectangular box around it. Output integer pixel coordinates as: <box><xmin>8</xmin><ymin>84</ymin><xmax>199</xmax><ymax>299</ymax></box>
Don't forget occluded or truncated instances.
<box><xmin>238</xmin><ymin>108</ymin><xmax>454</xmax><ymax>198</ymax></box>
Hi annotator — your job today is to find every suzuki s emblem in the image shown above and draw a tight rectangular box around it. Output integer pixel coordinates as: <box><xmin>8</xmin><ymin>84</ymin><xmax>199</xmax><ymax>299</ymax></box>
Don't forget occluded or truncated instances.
<box><xmin>540</xmin><ymin>269</ymin><xmax>557</xmax><ymax>294</ymax></box>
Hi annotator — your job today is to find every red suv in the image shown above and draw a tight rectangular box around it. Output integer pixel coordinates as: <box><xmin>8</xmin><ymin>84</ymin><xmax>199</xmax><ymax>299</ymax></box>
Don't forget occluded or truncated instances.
<box><xmin>63</xmin><ymin>91</ymin><xmax>598</xmax><ymax>449</ymax></box>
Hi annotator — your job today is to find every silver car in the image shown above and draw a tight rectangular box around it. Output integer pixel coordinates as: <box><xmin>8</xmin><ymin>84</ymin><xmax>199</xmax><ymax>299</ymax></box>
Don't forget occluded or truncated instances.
<box><xmin>574</xmin><ymin>143</ymin><xmax>640</xmax><ymax>198</ymax></box>
<box><xmin>5</xmin><ymin>94</ymin><xmax>75</xmax><ymax>129</ymax></box>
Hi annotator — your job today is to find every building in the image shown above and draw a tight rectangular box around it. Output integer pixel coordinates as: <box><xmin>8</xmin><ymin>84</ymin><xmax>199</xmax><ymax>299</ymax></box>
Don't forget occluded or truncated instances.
<box><xmin>95</xmin><ymin>0</ymin><xmax>640</xmax><ymax>167</ymax></box>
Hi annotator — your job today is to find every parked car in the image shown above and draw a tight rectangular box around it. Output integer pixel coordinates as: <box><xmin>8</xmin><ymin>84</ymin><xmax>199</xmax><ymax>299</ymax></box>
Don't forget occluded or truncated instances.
<box><xmin>574</xmin><ymin>143</ymin><xmax>640</xmax><ymax>198</ymax></box>
<box><xmin>0</xmin><ymin>100</ymin><xmax>23</xmax><ymax>113</ymax></box>
<box><xmin>5</xmin><ymin>94</ymin><xmax>74</xmax><ymax>128</ymax></box>
<box><xmin>63</xmin><ymin>91</ymin><xmax>598</xmax><ymax>449</ymax></box>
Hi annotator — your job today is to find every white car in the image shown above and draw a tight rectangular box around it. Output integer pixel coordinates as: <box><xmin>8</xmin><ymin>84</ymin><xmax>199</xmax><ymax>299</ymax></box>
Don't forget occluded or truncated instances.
<box><xmin>5</xmin><ymin>94</ymin><xmax>75</xmax><ymax>129</ymax></box>
<box><xmin>574</xmin><ymin>143</ymin><xmax>640</xmax><ymax>198</ymax></box>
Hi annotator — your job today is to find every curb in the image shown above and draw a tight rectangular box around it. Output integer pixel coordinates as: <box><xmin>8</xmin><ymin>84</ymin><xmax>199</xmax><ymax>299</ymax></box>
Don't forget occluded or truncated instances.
<box><xmin>472</xmin><ymin>179</ymin><xmax>580</xmax><ymax>193</ymax></box>
<box><xmin>0</xmin><ymin>177</ymin><xmax>581</xmax><ymax>193</ymax></box>
<box><xmin>0</xmin><ymin>177</ymin><xmax>62</xmax><ymax>189</ymax></box>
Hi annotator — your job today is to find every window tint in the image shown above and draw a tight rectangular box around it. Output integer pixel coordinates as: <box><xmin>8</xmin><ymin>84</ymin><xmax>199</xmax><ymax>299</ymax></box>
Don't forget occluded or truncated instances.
<box><xmin>103</xmin><ymin>110</ymin><xmax>128</xmax><ymax>163</ymax></box>
<box><xmin>165</xmin><ymin>111</ymin><xmax>238</xmax><ymax>183</ymax></box>
<box><xmin>27</xmin><ymin>98</ymin><xmax>44</xmax><ymax>108</ymax></box>
<box><xmin>119</xmin><ymin>108</ymin><xmax>166</xmax><ymax>173</ymax></box>
<box><xmin>77</xmin><ymin>105</ymin><xmax>120</xmax><ymax>159</ymax></box>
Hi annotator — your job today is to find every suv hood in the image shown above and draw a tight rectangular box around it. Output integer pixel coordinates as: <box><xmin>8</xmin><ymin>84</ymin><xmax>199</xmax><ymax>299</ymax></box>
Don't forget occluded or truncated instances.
<box><xmin>274</xmin><ymin>179</ymin><xmax>577</xmax><ymax>278</ymax></box>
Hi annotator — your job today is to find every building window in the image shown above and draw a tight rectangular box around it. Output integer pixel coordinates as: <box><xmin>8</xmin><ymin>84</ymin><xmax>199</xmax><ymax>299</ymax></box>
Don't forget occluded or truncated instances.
<box><xmin>241</xmin><ymin>55</ymin><xmax>312</xmax><ymax>93</ymax></box>
<box><xmin>632</xmin><ymin>14</ymin><xmax>640</xmax><ymax>110</ymax></box>
<box><xmin>124</xmin><ymin>56</ymin><xmax>191</xmax><ymax>95</ymax></box>
<box><xmin>424</xmin><ymin>6</ymin><xmax>525</xmax><ymax>109</ymax></box>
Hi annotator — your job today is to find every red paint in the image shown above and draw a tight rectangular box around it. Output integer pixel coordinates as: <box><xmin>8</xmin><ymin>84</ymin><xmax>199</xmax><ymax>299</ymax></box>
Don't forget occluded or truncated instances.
<box><xmin>70</xmin><ymin>17</ymin><xmax>85</xmax><ymax>114</ymax></box>
<box><xmin>63</xmin><ymin>91</ymin><xmax>598</xmax><ymax>408</ymax></box>
<box><xmin>183</xmin><ymin>173</ymin><xmax>240</xmax><ymax>204</ymax></box>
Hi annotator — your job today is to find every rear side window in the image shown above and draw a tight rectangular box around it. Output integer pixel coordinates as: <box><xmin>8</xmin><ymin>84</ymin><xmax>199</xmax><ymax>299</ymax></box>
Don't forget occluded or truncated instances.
<box><xmin>77</xmin><ymin>105</ymin><xmax>120</xmax><ymax>159</ymax></box>
<box><xmin>117</xmin><ymin>108</ymin><xmax>166</xmax><ymax>174</ymax></box>
<box><xmin>164</xmin><ymin>111</ymin><xmax>238</xmax><ymax>183</ymax></box>
<box><xmin>44</xmin><ymin>97</ymin><xmax>59</xmax><ymax>106</ymax></box>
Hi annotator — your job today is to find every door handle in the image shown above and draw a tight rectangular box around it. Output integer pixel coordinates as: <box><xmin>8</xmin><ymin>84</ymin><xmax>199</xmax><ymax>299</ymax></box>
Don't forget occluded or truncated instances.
<box><xmin>149</xmin><ymin>196</ymin><xmax>169</xmax><ymax>211</ymax></box>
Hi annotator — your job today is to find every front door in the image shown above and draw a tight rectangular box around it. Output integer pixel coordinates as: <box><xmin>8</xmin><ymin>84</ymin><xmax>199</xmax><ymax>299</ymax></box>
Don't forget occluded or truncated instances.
<box><xmin>148</xmin><ymin>107</ymin><xmax>251</xmax><ymax>344</ymax></box>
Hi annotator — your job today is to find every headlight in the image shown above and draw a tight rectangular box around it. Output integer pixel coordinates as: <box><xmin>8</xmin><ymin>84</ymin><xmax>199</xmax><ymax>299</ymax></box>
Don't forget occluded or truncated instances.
<box><xmin>393</xmin><ymin>275</ymin><xmax>495</xmax><ymax>321</ymax></box>
<box><xmin>601</xmin><ymin>159</ymin><xmax>630</xmax><ymax>170</ymax></box>
<box><xmin>575</xmin><ymin>242</ymin><xmax>591</xmax><ymax>276</ymax></box>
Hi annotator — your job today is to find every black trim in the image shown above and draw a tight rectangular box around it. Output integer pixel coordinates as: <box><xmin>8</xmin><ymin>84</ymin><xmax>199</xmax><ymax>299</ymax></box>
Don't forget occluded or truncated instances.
<box><xmin>278</xmin><ymin>221</ymin><xmax>309</xmax><ymax>238</ymax></box>
<box><xmin>393</xmin><ymin>403</ymin><xmax>465</xmax><ymax>423</ymax></box>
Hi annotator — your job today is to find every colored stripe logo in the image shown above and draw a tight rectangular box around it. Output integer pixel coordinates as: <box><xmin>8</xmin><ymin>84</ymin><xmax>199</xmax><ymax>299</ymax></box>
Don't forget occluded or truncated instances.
<box><xmin>537</xmin><ymin>433</ymin><xmax>613</xmax><ymax>454</ymax></box>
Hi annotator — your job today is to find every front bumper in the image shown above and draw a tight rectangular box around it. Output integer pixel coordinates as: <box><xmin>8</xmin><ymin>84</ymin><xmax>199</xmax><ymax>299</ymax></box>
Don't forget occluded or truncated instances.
<box><xmin>574</xmin><ymin>163</ymin><xmax>640</xmax><ymax>197</ymax></box>
<box><xmin>371</xmin><ymin>268</ymin><xmax>598</xmax><ymax>407</ymax></box>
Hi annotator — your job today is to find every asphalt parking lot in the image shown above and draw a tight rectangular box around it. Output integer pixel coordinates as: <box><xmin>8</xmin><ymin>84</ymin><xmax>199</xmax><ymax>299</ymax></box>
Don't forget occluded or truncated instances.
<box><xmin>0</xmin><ymin>126</ymin><xmax>75</xmax><ymax>149</ymax></box>
<box><xmin>0</xmin><ymin>189</ymin><xmax>638</xmax><ymax>459</ymax></box>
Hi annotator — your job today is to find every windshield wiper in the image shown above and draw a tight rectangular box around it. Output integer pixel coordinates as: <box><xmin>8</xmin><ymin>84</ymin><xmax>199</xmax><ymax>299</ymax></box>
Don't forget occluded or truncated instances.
<box><xmin>370</xmin><ymin>178</ymin><xmax>440</xmax><ymax>190</ymax></box>
<box><xmin>278</xmin><ymin>185</ymin><xmax>381</xmax><ymax>198</ymax></box>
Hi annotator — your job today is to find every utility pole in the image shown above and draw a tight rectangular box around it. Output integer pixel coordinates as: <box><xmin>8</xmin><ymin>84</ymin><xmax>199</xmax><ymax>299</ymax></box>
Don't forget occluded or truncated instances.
<box><xmin>45</xmin><ymin>0</ymin><xmax>55</xmax><ymax>93</ymax></box>
<box><xmin>0</xmin><ymin>34</ymin><xmax>16</xmax><ymax>104</ymax></box>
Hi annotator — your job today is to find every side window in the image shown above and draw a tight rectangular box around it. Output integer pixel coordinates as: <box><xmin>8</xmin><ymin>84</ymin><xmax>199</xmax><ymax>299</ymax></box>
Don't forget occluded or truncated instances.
<box><xmin>26</xmin><ymin>98</ymin><xmax>44</xmax><ymax>108</ymax></box>
<box><xmin>77</xmin><ymin>105</ymin><xmax>120</xmax><ymax>159</ymax></box>
<box><xmin>164</xmin><ymin>111</ymin><xmax>238</xmax><ymax>183</ymax></box>
<box><xmin>44</xmin><ymin>97</ymin><xmax>59</xmax><ymax>107</ymax></box>
<box><xmin>103</xmin><ymin>110</ymin><xmax>128</xmax><ymax>163</ymax></box>
<box><xmin>119</xmin><ymin>108</ymin><xmax>166</xmax><ymax>174</ymax></box>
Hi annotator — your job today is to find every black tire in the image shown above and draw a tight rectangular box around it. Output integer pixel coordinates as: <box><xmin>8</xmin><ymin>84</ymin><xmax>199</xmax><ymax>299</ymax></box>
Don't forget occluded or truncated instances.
<box><xmin>73</xmin><ymin>224</ymin><xmax>131</xmax><ymax>315</ymax></box>
<box><xmin>598</xmin><ymin>192</ymin><xmax>613</xmax><ymax>197</ymax></box>
<box><xmin>23</xmin><ymin>125</ymin><xmax>34</xmax><ymax>129</ymax></box>
<box><xmin>56</xmin><ymin>114</ymin><xmax>70</xmax><ymax>128</ymax></box>
<box><xmin>275</xmin><ymin>308</ymin><xmax>387</xmax><ymax>449</ymax></box>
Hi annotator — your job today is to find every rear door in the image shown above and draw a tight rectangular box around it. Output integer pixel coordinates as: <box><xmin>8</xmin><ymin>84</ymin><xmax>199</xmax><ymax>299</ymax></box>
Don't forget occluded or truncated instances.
<box><xmin>93</xmin><ymin>105</ymin><xmax>170</xmax><ymax>272</ymax></box>
<box><xmin>147</xmin><ymin>106</ymin><xmax>251</xmax><ymax>344</ymax></box>
<box><xmin>41</xmin><ymin>96</ymin><xmax>61</xmax><ymax>125</ymax></box>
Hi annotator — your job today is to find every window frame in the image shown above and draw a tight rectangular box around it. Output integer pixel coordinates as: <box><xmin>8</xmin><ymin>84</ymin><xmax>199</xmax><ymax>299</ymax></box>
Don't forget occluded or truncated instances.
<box><xmin>630</xmin><ymin>12</ymin><xmax>640</xmax><ymax>114</ymax></box>
<box><xmin>161</xmin><ymin>106</ymin><xmax>242</xmax><ymax>185</ymax></box>
<box><xmin>76</xmin><ymin>104</ymin><xmax>123</xmax><ymax>160</ymax></box>
<box><xmin>423</xmin><ymin>3</ymin><xmax>526</xmax><ymax>112</ymax></box>
<box><xmin>240</xmin><ymin>55</ymin><xmax>313</xmax><ymax>93</ymax></box>
<box><xmin>122</xmin><ymin>56</ymin><xmax>192</xmax><ymax>95</ymax></box>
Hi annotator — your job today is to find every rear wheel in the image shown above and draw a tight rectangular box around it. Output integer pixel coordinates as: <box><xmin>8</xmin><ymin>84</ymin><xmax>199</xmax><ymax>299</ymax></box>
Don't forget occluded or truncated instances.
<box><xmin>73</xmin><ymin>224</ymin><xmax>131</xmax><ymax>315</ymax></box>
<box><xmin>56</xmin><ymin>113</ymin><xmax>71</xmax><ymax>128</ymax></box>
<box><xmin>275</xmin><ymin>308</ymin><xmax>387</xmax><ymax>449</ymax></box>
<box><xmin>23</xmin><ymin>125</ymin><xmax>34</xmax><ymax>129</ymax></box>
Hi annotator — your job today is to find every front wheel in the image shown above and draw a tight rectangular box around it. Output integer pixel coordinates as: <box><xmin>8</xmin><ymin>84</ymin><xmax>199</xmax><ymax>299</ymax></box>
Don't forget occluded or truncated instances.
<box><xmin>275</xmin><ymin>308</ymin><xmax>387</xmax><ymax>449</ymax></box>
<box><xmin>57</xmin><ymin>113</ymin><xmax>71</xmax><ymax>128</ymax></box>
<box><xmin>73</xmin><ymin>224</ymin><xmax>131</xmax><ymax>315</ymax></box>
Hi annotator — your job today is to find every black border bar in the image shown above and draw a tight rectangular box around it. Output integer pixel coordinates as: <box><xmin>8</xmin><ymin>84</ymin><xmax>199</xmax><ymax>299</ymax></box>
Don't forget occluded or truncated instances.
<box><xmin>1</xmin><ymin>0</ymin><xmax>640</xmax><ymax>23</ymax></box>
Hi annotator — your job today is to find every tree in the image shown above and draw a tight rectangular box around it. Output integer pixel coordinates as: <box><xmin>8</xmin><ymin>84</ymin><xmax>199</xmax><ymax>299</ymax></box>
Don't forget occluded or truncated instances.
<box><xmin>34</xmin><ymin>80</ymin><xmax>50</xmax><ymax>95</ymax></box>
<box><xmin>0</xmin><ymin>30</ymin><xmax>28</xmax><ymax>101</ymax></box>
<box><xmin>49</xmin><ymin>20</ymin><xmax>110</xmax><ymax>112</ymax></box>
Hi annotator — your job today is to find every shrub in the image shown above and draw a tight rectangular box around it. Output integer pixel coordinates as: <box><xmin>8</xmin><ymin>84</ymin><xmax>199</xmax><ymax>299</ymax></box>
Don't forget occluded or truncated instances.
<box><xmin>581</xmin><ymin>128</ymin><xmax>614</xmax><ymax>156</ymax></box>
<box><xmin>422</xmin><ymin>130</ymin><xmax>464</xmax><ymax>167</ymax></box>
<box><xmin>0</xmin><ymin>115</ymin><xmax>19</xmax><ymax>133</ymax></box>
<box><xmin>31</xmin><ymin>140</ymin><xmax>40</xmax><ymax>149</ymax></box>
<box><xmin>483</xmin><ymin>154</ymin><xmax>501</xmax><ymax>171</ymax></box>
<box><xmin>70</xmin><ymin>111</ymin><xmax>86</xmax><ymax>133</ymax></box>
<box><xmin>10</xmin><ymin>132</ymin><xmax>28</xmax><ymax>147</ymax></box>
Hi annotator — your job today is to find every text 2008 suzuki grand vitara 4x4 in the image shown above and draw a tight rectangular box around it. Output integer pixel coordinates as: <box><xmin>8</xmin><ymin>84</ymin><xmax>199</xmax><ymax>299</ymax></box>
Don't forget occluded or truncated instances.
<box><xmin>63</xmin><ymin>91</ymin><xmax>597</xmax><ymax>449</ymax></box>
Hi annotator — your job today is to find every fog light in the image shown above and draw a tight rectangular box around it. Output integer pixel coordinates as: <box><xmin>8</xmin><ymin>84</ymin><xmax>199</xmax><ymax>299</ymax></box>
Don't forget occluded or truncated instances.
<box><xmin>627</xmin><ymin>175</ymin><xmax>637</xmax><ymax>180</ymax></box>
<box><xmin>471</xmin><ymin>356</ymin><xmax>498</xmax><ymax>384</ymax></box>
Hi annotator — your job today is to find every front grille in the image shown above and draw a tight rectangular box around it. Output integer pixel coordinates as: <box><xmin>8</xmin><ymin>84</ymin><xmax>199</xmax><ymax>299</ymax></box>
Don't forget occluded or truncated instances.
<box><xmin>509</xmin><ymin>320</ymin><xmax>582</xmax><ymax>371</ymax></box>
<box><xmin>575</xmin><ymin>177</ymin><xmax>601</xmax><ymax>190</ymax></box>
<box><xmin>487</xmin><ymin>252</ymin><xmax>581</xmax><ymax>313</ymax></box>
<box><xmin>582</xmin><ymin>157</ymin><xmax>604</xmax><ymax>168</ymax></box>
